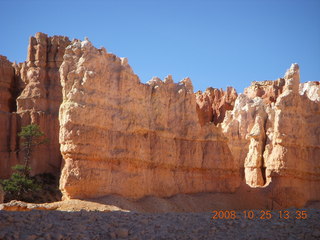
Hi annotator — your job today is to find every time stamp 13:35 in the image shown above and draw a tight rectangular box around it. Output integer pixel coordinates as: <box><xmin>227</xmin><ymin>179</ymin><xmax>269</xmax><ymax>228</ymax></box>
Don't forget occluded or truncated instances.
<box><xmin>211</xmin><ymin>210</ymin><xmax>308</xmax><ymax>220</ymax></box>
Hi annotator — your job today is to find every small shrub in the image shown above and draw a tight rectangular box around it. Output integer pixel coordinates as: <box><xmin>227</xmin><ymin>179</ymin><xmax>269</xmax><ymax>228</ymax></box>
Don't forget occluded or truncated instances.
<box><xmin>0</xmin><ymin>124</ymin><xmax>53</xmax><ymax>203</ymax></box>
<box><xmin>1</xmin><ymin>165</ymin><xmax>40</xmax><ymax>202</ymax></box>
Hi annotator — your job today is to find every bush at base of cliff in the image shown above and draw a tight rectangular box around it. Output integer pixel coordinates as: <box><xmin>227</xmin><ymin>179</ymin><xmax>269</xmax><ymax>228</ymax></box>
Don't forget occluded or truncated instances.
<box><xmin>0</xmin><ymin>165</ymin><xmax>40</xmax><ymax>202</ymax></box>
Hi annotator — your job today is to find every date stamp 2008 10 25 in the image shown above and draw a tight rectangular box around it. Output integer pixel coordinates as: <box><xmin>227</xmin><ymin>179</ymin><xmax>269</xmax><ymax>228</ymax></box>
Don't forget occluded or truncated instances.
<box><xmin>211</xmin><ymin>210</ymin><xmax>308</xmax><ymax>220</ymax></box>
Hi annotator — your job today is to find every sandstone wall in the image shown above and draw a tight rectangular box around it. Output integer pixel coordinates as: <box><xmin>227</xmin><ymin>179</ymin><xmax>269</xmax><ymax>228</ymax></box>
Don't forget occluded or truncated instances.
<box><xmin>15</xmin><ymin>32</ymin><xmax>70</xmax><ymax>176</ymax></box>
<box><xmin>0</xmin><ymin>56</ymin><xmax>19</xmax><ymax>178</ymax></box>
<box><xmin>58</xmin><ymin>39</ymin><xmax>320</xmax><ymax>206</ymax></box>
<box><xmin>221</xmin><ymin>64</ymin><xmax>320</xmax><ymax>207</ymax></box>
<box><xmin>244</xmin><ymin>78</ymin><xmax>285</xmax><ymax>104</ymax></box>
<box><xmin>59</xmin><ymin>39</ymin><xmax>241</xmax><ymax>199</ymax></box>
<box><xmin>264</xmin><ymin>66</ymin><xmax>320</xmax><ymax>207</ymax></box>
<box><xmin>0</xmin><ymin>33</ymin><xmax>70</xmax><ymax>178</ymax></box>
<box><xmin>0</xmin><ymin>55</ymin><xmax>15</xmax><ymax>112</ymax></box>
<box><xmin>195</xmin><ymin>87</ymin><xmax>237</xmax><ymax>126</ymax></box>
<box><xmin>1</xmin><ymin>33</ymin><xmax>319</xmax><ymax>208</ymax></box>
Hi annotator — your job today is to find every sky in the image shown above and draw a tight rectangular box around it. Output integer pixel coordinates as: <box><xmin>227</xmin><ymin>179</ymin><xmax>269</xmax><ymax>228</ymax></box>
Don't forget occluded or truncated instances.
<box><xmin>1</xmin><ymin>0</ymin><xmax>319</xmax><ymax>93</ymax></box>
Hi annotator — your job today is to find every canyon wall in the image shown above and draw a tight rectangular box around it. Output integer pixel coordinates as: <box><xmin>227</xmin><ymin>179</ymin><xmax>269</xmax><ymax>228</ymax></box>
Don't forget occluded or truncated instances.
<box><xmin>0</xmin><ymin>56</ymin><xmax>18</xmax><ymax>178</ymax></box>
<box><xmin>0</xmin><ymin>33</ymin><xmax>70</xmax><ymax>178</ymax></box>
<box><xmin>58</xmin><ymin>39</ymin><xmax>241</xmax><ymax>199</ymax></box>
<box><xmin>1</xmin><ymin>33</ymin><xmax>319</xmax><ymax>208</ymax></box>
<box><xmin>221</xmin><ymin>64</ymin><xmax>320</xmax><ymax>207</ymax></box>
<box><xmin>16</xmin><ymin>32</ymin><xmax>70</xmax><ymax>176</ymax></box>
<box><xmin>195</xmin><ymin>87</ymin><xmax>238</xmax><ymax>126</ymax></box>
<box><xmin>58</xmin><ymin>38</ymin><xmax>320</xmax><ymax>207</ymax></box>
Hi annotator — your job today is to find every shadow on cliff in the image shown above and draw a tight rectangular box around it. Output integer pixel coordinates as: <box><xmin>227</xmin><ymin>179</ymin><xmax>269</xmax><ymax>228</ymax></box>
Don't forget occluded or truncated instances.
<box><xmin>79</xmin><ymin>175</ymin><xmax>320</xmax><ymax>213</ymax></box>
<box><xmin>80</xmin><ymin>182</ymin><xmax>284</xmax><ymax>213</ymax></box>
<box><xmin>2</xmin><ymin>176</ymin><xmax>319</xmax><ymax>213</ymax></box>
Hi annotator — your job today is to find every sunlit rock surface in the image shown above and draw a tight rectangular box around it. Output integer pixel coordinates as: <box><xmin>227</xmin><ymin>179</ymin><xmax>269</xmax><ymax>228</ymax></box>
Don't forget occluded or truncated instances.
<box><xmin>58</xmin><ymin>39</ymin><xmax>240</xmax><ymax>199</ymax></box>
<box><xmin>0</xmin><ymin>33</ymin><xmax>319</xmax><ymax>208</ymax></box>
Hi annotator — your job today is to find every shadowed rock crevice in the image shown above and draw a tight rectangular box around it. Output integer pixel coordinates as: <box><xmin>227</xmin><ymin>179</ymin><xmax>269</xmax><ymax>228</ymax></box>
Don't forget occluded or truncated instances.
<box><xmin>260</xmin><ymin>118</ymin><xmax>268</xmax><ymax>186</ymax></box>
<box><xmin>9</xmin><ymin>66</ymin><xmax>23</xmax><ymax>112</ymax></box>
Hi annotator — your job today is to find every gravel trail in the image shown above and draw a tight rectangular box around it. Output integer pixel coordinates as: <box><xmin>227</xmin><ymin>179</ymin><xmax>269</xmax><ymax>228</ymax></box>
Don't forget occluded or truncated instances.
<box><xmin>0</xmin><ymin>209</ymin><xmax>319</xmax><ymax>240</ymax></box>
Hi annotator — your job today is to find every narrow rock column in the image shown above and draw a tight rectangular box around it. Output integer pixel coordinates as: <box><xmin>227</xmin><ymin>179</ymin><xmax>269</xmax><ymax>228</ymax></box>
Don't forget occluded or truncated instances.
<box><xmin>244</xmin><ymin>114</ymin><xmax>267</xmax><ymax>187</ymax></box>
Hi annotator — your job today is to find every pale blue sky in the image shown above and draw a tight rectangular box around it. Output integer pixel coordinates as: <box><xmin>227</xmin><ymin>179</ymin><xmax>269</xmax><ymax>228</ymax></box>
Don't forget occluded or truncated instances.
<box><xmin>1</xmin><ymin>0</ymin><xmax>319</xmax><ymax>92</ymax></box>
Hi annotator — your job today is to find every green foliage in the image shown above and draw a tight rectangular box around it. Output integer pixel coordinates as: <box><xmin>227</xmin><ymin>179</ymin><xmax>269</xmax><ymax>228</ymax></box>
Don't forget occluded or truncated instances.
<box><xmin>1</xmin><ymin>165</ymin><xmax>40</xmax><ymax>202</ymax></box>
<box><xmin>12</xmin><ymin>164</ymin><xmax>26</xmax><ymax>172</ymax></box>
<box><xmin>18</xmin><ymin>124</ymin><xmax>47</xmax><ymax>147</ymax></box>
<box><xmin>18</xmin><ymin>124</ymin><xmax>48</xmax><ymax>177</ymax></box>
<box><xmin>19</xmin><ymin>124</ymin><xmax>44</xmax><ymax>137</ymax></box>
<box><xmin>1</xmin><ymin>124</ymin><xmax>49</xmax><ymax>202</ymax></box>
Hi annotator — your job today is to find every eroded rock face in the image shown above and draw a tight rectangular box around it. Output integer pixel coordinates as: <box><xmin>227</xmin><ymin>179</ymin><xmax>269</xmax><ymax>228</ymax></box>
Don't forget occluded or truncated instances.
<box><xmin>264</xmin><ymin>65</ymin><xmax>320</xmax><ymax>207</ymax></box>
<box><xmin>244</xmin><ymin>78</ymin><xmax>285</xmax><ymax>104</ymax></box>
<box><xmin>58</xmin><ymin>39</ymin><xmax>320</xmax><ymax>206</ymax></box>
<box><xmin>0</xmin><ymin>33</ymin><xmax>70</xmax><ymax>179</ymax></box>
<box><xmin>221</xmin><ymin>94</ymin><xmax>270</xmax><ymax>186</ymax></box>
<box><xmin>59</xmin><ymin>39</ymin><xmax>241</xmax><ymax>199</ymax></box>
<box><xmin>15</xmin><ymin>32</ymin><xmax>70</xmax><ymax>176</ymax></box>
<box><xmin>0</xmin><ymin>56</ymin><xmax>18</xmax><ymax>178</ymax></box>
<box><xmin>0</xmin><ymin>55</ymin><xmax>15</xmax><ymax>112</ymax></box>
<box><xmin>1</xmin><ymin>33</ymin><xmax>319</xmax><ymax>208</ymax></box>
<box><xmin>299</xmin><ymin>81</ymin><xmax>320</xmax><ymax>101</ymax></box>
<box><xmin>195</xmin><ymin>87</ymin><xmax>237</xmax><ymax>126</ymax></box>
<box><xmin>222</xmin><ymin>64</ymin><xmax>320</xmax><ymax>207</ymax></box>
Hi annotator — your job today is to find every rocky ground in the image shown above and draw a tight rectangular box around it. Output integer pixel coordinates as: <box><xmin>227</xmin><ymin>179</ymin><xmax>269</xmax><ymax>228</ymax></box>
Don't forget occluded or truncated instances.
<box><xmin>0</xmin><ymin>208</ymin><xmax>319</xmax><ymax>240</ymax></box>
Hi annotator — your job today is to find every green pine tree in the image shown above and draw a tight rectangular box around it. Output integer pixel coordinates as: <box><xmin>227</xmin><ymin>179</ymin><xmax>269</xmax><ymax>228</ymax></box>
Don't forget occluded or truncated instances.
<box><xmin>1</xmin><ymin>124</ymin><xmax>48</xmax><ymax>201</ymax></box>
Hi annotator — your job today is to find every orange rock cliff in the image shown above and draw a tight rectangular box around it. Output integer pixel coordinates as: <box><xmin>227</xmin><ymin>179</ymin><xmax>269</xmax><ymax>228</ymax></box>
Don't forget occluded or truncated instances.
<box><xmin>0</xmin><ymin>33</ymin><xmax>319</xmax><ymax>207</ymax></box>
<box><xmin>0</xmin><ymin>33</ymin><xmax>70</xmax><ymax>179</ymax></box>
